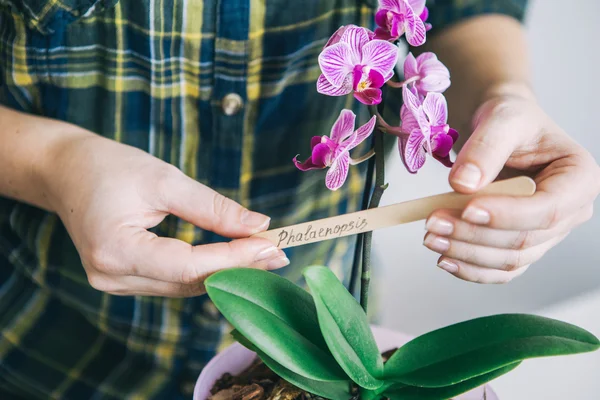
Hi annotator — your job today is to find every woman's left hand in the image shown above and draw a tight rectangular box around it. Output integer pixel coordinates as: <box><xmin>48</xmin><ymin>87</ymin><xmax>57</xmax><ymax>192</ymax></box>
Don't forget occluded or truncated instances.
<box><xmin>424</xmin><ymin>83</ymin><xmax>600</xmax><ymax>283</ymax></box>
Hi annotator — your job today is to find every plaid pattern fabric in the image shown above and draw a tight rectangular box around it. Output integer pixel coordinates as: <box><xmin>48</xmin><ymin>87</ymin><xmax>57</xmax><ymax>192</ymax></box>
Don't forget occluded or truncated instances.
<box><xmin>0</xmin><ymin>0</ymin><xmax>527</xmax><ymax>398</ymax></box>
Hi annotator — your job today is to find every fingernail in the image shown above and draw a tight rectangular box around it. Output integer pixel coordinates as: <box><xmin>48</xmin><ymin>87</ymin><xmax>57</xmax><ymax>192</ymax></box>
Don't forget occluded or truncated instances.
<box><xmin>255</xmin><ymin>246</ymin><xmax>279</xmax><ymax>262</ymax></box>
<box><xmin>426</xmin><ymin>216</ymin><xmax>454</xmax><ymax>236</ymax></box>
<box><xmin>423</xmin><ymin>233</ymin><xmax>450</xmax><ymax>253</ymax></box>
<box><xmin>266</xmin><ymin>256</ymin><xmax>290</xmax><ymax>270</ymax></box>
<box><xmin>453</xmin><ymin>163</ymin><xmax>482</xmax><ymax>190</ymax></box>
<box><xmin>438</xmin><ymin>259</ymin><xmax>459</xmax><ymax>273</ymax></box>
<box><xmin>462</xmin><ymin>206</ymin><xmax>491</xmax><ymax>225</ymax></box>
<box><xmin>241</xmin><ymin>209</ymin><xmax>271</xmax><ymax>231</ymax></box>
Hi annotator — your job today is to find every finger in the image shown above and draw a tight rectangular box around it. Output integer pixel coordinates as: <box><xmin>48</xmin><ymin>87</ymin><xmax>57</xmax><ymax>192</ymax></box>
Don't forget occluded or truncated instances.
<box><xmin>106</xmin><ymin>228</ymin><xmax>289</xmax><ymax>283</ymax></box>
<box><xmin>423</xmin><ymin>232</ymin><xmax>567</xmax><ymax>271</ymax></box>
<box><xmin>88</xmin><ymin>273</ymin><xmax>207</xmax><ymax>297</ymax></box>
<box><xmin>425</xmin><ymin>209</ymin><xmax>577</xmax><ymax>250</ymax></box>
<box><xmin>459</xmin><ymin>152</ymin><xmax>597</xmax><ymax>231</ymax></box>
<box><xmin>461</xmin><ymin>189</ymin><xmax>580</xmax><ymax>232</ymax></box>
<box><xmin>437</xmin><ymin>257</ymin><xmax>529</xmax><ymax>284</ymax></box>
<box><xmin>159</xmin><ymin>168</ymin><xmax>271</xmax><ymax>238</ymax></box>
<box><xmin>449</xmin><ymin>100</ymin><xmax>537</xmax><ymax>193</ymax></box>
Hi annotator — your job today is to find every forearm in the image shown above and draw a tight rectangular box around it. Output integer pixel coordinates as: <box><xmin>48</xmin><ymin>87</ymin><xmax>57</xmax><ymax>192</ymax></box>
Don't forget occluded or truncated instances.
<box><xmin>421</xmin><ymin>15</ymin><xmax>533</xmax><ymax>147</ymax></box>
<box><xmin>0</xmin><ymin>105</ymin><xmax>90</xmax><ymax>211</ymax></box>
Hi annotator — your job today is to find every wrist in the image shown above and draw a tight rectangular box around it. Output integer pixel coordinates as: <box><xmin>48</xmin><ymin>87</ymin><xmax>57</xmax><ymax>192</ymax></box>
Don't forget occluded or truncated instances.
<box><xmin>480</xmin><ymin>81</ymin><xmax>536</xmax><ymax>104</ymax></box>
<box><xmin>0</xmin><ymin>106</ymin><xmax>95</xmax><ymax>212</ymax></box>
<box><xmin>38</xmin><ymin>126</ymin><xmax>96</xmax><ymax>214</ymax></box>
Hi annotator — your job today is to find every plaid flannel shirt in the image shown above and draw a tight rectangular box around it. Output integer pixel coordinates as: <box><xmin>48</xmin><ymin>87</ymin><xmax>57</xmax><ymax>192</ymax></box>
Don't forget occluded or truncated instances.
<box><xmin>0</xmin><ymin>0</ymin><xmax>527</xmax><ymax>398</ymax></box>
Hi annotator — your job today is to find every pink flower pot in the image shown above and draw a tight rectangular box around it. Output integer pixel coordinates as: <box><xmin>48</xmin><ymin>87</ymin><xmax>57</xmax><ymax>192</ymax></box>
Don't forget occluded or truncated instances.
<box><xmin>194</xmin><ymin>325</ymin><xmax>498</xmax><ymax>400</ymax></box>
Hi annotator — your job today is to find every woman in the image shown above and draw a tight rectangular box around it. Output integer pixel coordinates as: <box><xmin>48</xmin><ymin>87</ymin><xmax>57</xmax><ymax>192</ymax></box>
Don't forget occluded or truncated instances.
<box><xmin>0</xmin><ymin>0</ymin><xmax>598</xmax><ymax>398</ymax></box>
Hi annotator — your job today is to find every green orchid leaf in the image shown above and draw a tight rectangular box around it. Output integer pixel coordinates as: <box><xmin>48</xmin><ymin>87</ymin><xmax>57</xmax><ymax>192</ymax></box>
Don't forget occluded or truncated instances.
<box><xmin>304</xmin><ymin>266</ymin><xmax>383</xmax><ymax>390</ymax></box>
<box><xmin>383</xmin><ymin>362</ymin><xmax>520</xmax><ymax>400</ymax></box>
<box><xmin>231</xmin><ymin>330</ymin><xmax>352</xmax><ymax>399</ymax></box>
<box><xmin>384</xmin><ymin>314</ymin><xmax>600</xmax><ymax>387</ymax></box>
<box><xmin>205</xmin><ymin>268</ymin><xmax>347</xmax><ymax>382</ymax></box>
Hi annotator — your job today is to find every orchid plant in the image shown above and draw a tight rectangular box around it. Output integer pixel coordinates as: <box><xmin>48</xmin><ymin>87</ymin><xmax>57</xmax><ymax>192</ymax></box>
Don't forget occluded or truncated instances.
<box><xmin>296</xmin><ymin>0</ymin><xmax>459</xmax><ymax>311</ymax></box>
<box><xmin>205</xmin><ymin>1</ymin><xmax>600</xmax><ymax>399</ymax></box>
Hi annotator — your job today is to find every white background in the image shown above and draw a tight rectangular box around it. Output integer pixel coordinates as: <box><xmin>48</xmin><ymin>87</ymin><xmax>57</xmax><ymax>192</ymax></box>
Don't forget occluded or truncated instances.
<box><xmin>373</xmin><ymin>0</ymin><xmax>600</xmax><ymax>398</ymax></box>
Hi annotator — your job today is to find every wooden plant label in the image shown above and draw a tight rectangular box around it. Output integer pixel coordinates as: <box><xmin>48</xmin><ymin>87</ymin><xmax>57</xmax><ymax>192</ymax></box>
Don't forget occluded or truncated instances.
<box><xmin>252</xmin><ymin>176</ymin><xmax>536</xmax><ymax>249</ymax></box>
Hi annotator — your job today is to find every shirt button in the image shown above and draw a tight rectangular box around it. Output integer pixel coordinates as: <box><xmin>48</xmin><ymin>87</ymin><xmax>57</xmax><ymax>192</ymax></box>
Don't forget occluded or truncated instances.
<box><xmin>221</xmin><ymin>93</ymin><xmax>243</xmax><ymax>116</ymax></box>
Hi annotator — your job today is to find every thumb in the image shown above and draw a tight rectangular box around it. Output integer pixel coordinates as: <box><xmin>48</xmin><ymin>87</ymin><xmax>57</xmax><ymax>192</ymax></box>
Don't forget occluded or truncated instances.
<box><xmin>160</xmin><ymin>169</ymin><xmax>270</xmax><ymax>238</ymax></box>
<box><xmin>449</xmin><ymin>102</ymin><xmax>527</xmax><ymax>193</ymax></box>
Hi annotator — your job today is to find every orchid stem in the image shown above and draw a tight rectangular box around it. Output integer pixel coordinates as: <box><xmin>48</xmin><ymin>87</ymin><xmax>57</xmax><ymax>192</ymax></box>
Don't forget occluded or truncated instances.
<box><xmin>350</xmin><ymin>149</ymin><xmax>375</xmax><ymax>165</ymax></box>
<box><xmin>386</xmin><ymin>75</ymin><xmax>418</xmax><ymax>89</ymax></box>
<box><xmin>348</xmin><ymin>147</ymin><xmax>374</xmax><ymax>297</ymax></box>
<box><xmin>376</xmin><ymin>110</ymin><xmax>409</xmax><ymax>138</ymax></box>
<box><xmin>375</xmin><ymin>110</ymin><xmax>392</xmax><ymax>130</ymax></box>
<box><xmin>360</xmin><ymin>106</ymin><xmax>388</xmax><ymax>313</ymax></box>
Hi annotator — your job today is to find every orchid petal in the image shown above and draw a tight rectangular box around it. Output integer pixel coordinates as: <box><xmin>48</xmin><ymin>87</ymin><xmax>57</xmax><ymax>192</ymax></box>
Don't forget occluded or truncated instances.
<box><xmin>374</xmin><ymin>27</ymin><xmax>395</xmax><ymax>41</ymax></box>
<box><xmin>417</xmin><ymin>53</ymin><xmax>451</xmax><ymax>93</ymax></box>
<box><xmin>312</xmin><ymin>142</ymin><xmax>334</xmax><ymax>166</ymax></box>
<box><xmin>325</xmin><ymin>152</ymin><xmax>350</xmax><ymax>190</ymax></box>
<box><xmin>423</xmin><ymin>93</ymin><xmax>448</xmax><ymax>127</ymax></box>
<box><xmin>432</xmin><ymin>127</ymin><xmax>458</xmax><ymax>168</ymax></box>
<box><xmin>352</xmin><ymin>67</ymin><xmax>363</xmax><ymax>91</ymax></box>
<box><xmin>368</xmin><ymin>69</ymin><xmax>385</xmax><ymax>88</ymax></box>
<box><xmin>293</xmin><ymin>156</ymin><xmax>318</xmax><ymax>171</ymax></box>
<box><xmin>293</xmin><ymin>137</ymin><xmax>333</xmax><ymax>171</ymax></box>
<box><xmin>375</xmin><ymin>9</ymin><xmax>389</xmax><ymax>30</ymax></box>
<box><xmin>419</xmin><ymin>73</ymin><xmax>450</xmax><ymax>93</ymax></box>
<box><xmin>431</xmin><ymin>133</ymin><xmax>454</xmax><ymax>157</ymax></box>
<box><xmin>324</xmin><ymin>25</ymin><xmax>350</xmax><ymax>48</ymax></box>
<box><xmin>399</xmin><ymin>130</ymin><xmax>427</xmax><ymax>173</ymax></box>
<box><xmin>354</xmin><ymin>88</ymin><xmax>383</xmax><ymax>105</ymax></box>
<box><xmin>402</xmin><ymin>84</ymin><xmax>422</xmax><ymax>114</ymax></box>
<box><xmin>319</xmin><ymin>42</ymin><xmax>354</xmax><ymax>87</ymax></box>
<box><xmin>416</xmin><ymin>107</ymin><xmax>431</xmax><ymax>143</ymax></box>
<box><xmin>294</xmin><ymin>152</ymin><xmax>326</xmax><ymax>171</ymax></box>
<box><xmin>406</xmin><ymin>17</ymin><xmax>426</xmax><ymax>47</ymax></box>
<box><xmin>390</xmin><ymin>14</ymin><xmax>404</xmax><ymax>38</ymax></box>
<box><xmin>361</xmin><ymin>40</ymin><xmax>399</xmax><ymax>77</ymax></box>
<box><xmin>330</xmin><ymin>109</ymin><xmax>356</xmax><ymax>143</ymax></box>
<box><xmin>407</xmin><ymin>97</ymin><xmax>432</xmax><ymax>144</ymax></box>
<box><xmin>400</xmin><ymin>103</ymin><xmax>419</xmax><ymax>133</ymax></box>
<box><xmin>403</xmin><ymin>52</ymin><xmax>418</xmax><ymax>80</ymax></box>
<box><xmin>401</xmin><ymin>86</ymin><xmax>430</xmax><ymax>148</ymax></box>
<box><xmin>448</xmin><ymin>127</ymin><xmax>459</xmax><ymax>142</ymax></box>
<box><xmin>415</xmin><ymin>52</ymin><xmax>438</xmax><ymax>64</ymax></box>
<box><xmin>310</xmin><ymin>136</ymin><xmax>322</xmax><ymax>149</ymax></box>
<box><xmin>335</xmin><ymin>115</ymin><xmax>375</xmax><ymax>153</ymax></box>
<box><xmin>317</xmin><ymin>74</ymin><xmax>353</xmax><ymax>96</ymax></box>
<box><xmin>320</xmin><ymin>136</ymin><xmax>338</xmax><ymax>149</ymax></box>
<box><xmin>433</xmin><ymin>152</ymin><xmax>454</xmax><ymax>168</ymax></box>
<box><xmin>412</xmin><ymin>1</ymin><xmax>427</xmax><ymax>19</ymax></box>
<box><xmin>383</xmin><ymin>69</ymin><xmax>394</xmax><ymax>81</ymax></box>
<box><xmin>340</xmin><ymin>26</ymin><xmax>370</xmax><ymax>64</ymax></box>
<box><xmin>400</xmin><ymin>2</ymin><xmax>426</xmax><ymax>47</ymax></box>
<box><xmin>350</xmin><ymin>115</ymin><xmax>377</xmax><ymax>150</ymax></box>
<box><xmin>379</xmin><ymin>0</ymin><xmax>403</xmax><ymax>13</ymax></box>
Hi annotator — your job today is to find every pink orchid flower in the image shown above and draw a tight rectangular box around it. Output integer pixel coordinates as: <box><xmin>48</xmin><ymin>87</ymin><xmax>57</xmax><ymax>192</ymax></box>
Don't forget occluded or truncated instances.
<box><xmin>398</xmin><ymin>85</ymin><xmax>458</xmax><ymax>173</ymax></box>
<box><xmin>403</xmin><ymin>52</ymin><xmax>450</xmax><ymax>98</ymax></box>
<box><xmin>317</xmin><ymin>25</ymin><xmax>399</xmax><ymax>105</ymax></box>
<box><xmin>294</xmin><ymin>110</ymin><xmax>377</xmax><ymax>190</ymax></box>
<box><xmin>374</xmin><ymin>0</ymin><xmax>427</xmax><ymax>46</ymax></box>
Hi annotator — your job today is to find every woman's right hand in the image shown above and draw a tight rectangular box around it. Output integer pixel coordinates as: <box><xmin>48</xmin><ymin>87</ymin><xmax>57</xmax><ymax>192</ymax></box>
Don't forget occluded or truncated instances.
<box><xmin>42</xmin><ymin>133</ymin><xmax>288</xmax><ymax>297</ymax></box>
